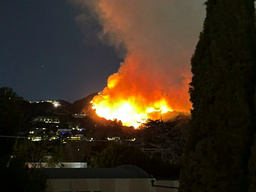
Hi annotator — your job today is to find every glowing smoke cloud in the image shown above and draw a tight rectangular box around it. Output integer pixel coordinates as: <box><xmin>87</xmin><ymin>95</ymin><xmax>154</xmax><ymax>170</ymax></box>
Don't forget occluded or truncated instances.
<box><xmin>71</xmin><ymin>0</ymin><xmax>205</xmax><ymax>127</ymax></box>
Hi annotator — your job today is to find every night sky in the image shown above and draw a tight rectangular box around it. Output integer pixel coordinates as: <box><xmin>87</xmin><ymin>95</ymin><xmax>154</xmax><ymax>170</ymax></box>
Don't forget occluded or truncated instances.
<box><xmin>0</xmin><ymin>0</ymin><xmax>122</xmax><ymax>102</ymax></box>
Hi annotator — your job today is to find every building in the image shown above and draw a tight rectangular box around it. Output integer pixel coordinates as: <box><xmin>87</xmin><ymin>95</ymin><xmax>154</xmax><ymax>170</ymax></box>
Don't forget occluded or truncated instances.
<box><xmin>32</xmin><ymin>116</ymin><xmax>60</xmax><ymax>124</ymax></box>
<box><xmin>72</xmin><ymin>113</ymin><xmax>86</xmax><ymax>118</ymax></box>
<box><xmin>27</xmin><ymin>161</ymin><xmax>87</xmax><ymax>168</ymax></box>
<box><xmin>40</xmin><ymin>165</ymin><xmax>179</xmax><ymax>192</ymax></box>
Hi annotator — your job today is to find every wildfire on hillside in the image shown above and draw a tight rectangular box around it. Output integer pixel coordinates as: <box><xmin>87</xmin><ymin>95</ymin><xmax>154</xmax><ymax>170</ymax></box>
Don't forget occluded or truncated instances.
<box><xmin>91</xmin><ymin>55</ymin><xmax>190</xmax><ymax>129</ymax></box>
<box><xmin>77</xmin><ymin>0</ymin><xmax>203</xmax><ymax>128</ymax></box>
<box><xmin>92</xmin><ymin>94</ymin><xmax>172</xmax><ymax>128</ymax></box>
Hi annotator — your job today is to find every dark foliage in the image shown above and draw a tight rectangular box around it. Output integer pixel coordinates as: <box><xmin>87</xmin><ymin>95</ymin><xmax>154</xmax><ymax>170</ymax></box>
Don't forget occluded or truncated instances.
<box><xmin>137</xmin><ymin>115</ymin><xmax>189</xmax><ymax>165</ymax></box>
<box><xmin>90</xmin><ymin>143</ymin><xmax>179</xmax><ymax>178</ymax></box>
<box><xmin>179</xmin><ymin>1</ymin><xmax>256</xmax><ymax>192</ymax></box>
<box><xmin>0</xmin><ymin>87</ymin><xmax>46</xmax><ymax>191</ymax></box>
<box><xmin>0</xmin><ymin>87</ymin><xmax>25</xmax><ymax>166</ymax></box>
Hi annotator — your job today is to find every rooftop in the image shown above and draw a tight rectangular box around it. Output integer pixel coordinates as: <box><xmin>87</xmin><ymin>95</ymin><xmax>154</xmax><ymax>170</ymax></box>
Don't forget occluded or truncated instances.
<box><xmin>40</xmin><ymin>165</ymin><xmax>151</xmax><ymax>179</ymax></box>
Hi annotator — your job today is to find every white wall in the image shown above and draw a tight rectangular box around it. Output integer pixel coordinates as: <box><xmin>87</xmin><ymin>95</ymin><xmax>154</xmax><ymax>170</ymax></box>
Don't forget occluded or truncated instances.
<box><xmin>46</xmin><ymin>178</ymin><xmax>179</xmax><ymax>192</ymax></box>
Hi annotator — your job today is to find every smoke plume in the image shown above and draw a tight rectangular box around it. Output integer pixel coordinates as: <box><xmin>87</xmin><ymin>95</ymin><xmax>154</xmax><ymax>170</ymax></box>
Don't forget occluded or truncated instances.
<box><xmin>71</xmin><ymin>0</ymin><xmax>205</xmax><ymax>125</ymax></box>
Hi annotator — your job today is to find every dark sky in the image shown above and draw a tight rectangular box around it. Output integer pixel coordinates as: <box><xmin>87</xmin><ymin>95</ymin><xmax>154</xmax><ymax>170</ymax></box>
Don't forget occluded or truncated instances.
<box><xmin>0</xmin><ymin>0</ymin><xmax>122</xmax><ymax>102</ymax></box>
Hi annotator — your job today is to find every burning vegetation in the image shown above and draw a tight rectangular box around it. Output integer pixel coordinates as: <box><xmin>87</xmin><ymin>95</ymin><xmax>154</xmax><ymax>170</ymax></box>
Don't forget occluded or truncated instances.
<box><xmin>72</xmin><ymin>0</ymin><xmax>204</xmax><ymax>128</ymax></box>
<box><xmin>92</xmin><ymin>93</ymin><xmax>172</xmax><ymax>128</ymax></box>
<box><xmin>90</xmin><ymin>53</ymin><xmax>191</xmax><ymax>128</ymax></box>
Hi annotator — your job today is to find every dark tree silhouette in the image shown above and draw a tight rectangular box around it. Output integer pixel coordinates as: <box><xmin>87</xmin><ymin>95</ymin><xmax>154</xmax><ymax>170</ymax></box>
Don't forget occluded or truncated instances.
<box><xmin>179</xmin><ymin>1</ymin><xmax>256</xmax><ymax>192</ymax></box>
<box><xmin>0</xmin><ymin>87</ymin><xmax>46</xmax><ymax>191</ymax></box>
<box><xmin>0</xmin><ymin>87</ymin><xmax>24</xmax><ymax>167</ymax></box>
<box><xmin>90</xmin><ymin>144</ymin><xmax>179</xmax><ymax>178</ymax></box>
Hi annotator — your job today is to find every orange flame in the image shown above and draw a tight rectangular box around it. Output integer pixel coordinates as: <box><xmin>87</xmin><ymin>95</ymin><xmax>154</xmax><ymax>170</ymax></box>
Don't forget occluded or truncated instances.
<box><xmin>73</xmin><ymin>0</ymin><xmax>204</xmax><ymax>128</ymax></box>
<box><xmin>91</xmin><ymin>54</ymin><xmax>190</xmax><ymax>128</ymax></box>
<box><xmin>92</xmin><ymin>95</ymin><xmax>173</xmax><ymax>128</ymax></box>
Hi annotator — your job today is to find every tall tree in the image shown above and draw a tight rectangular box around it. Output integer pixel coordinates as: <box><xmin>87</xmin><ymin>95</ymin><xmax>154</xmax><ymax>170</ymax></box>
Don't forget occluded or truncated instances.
<box><xmin>179</xmin><ymin>1</ymin><xmax>256</xmax><ymax>192</ymax></box>
<box><xmin>0</xmin><ymin>87</ymin><xmax>24</xmax><ymax>167</ymax></box>
<box><xmin>0</xmin><ymin>87</ymin><xmax>46</xmax><ymax>191</ymax></box>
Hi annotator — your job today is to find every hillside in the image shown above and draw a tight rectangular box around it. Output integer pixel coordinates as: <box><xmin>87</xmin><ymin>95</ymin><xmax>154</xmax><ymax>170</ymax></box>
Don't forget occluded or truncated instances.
<box><xmin>68</xmin><ymin>92</ymin><xmax>98</xmax><ymax>114</ymax></box>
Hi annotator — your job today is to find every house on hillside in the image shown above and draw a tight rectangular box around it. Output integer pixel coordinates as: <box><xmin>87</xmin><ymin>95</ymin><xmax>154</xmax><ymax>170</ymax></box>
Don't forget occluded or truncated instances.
<box><xmin>32</xmin><ymin>116</ymin><xmax>60</xmax><ymax>124</ymax></box>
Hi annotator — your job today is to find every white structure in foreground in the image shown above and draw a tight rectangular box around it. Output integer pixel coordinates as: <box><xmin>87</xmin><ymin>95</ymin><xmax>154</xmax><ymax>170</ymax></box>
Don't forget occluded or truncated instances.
<box><xmin>40</xmin><ymin>165</ymin><xmax>179</xmax><ymax>192</ymax></box>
